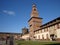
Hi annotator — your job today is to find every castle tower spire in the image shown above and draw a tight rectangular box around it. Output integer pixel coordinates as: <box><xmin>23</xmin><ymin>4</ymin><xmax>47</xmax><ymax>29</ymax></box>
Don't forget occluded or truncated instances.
<box><xmin>31</xmin><ymin>4</ymin><xmax>39</xmax><ymax>17</ymax></box>
<box><xmin>28</xmin><ymin>4</ymin><xmax>42</xmax><ymax>40</ymax></box>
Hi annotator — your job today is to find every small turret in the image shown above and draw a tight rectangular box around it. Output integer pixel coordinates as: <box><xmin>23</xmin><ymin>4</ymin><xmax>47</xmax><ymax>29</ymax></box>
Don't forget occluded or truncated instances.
<box><xmin>22</xmin><ymin>27</ymin><xmax>29</xmax><ymax>35</ymax></box>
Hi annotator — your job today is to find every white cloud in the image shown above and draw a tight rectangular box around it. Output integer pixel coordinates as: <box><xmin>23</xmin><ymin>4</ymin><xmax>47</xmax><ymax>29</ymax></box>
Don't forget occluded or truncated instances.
<box><xmin>3</xmin><ymin>10</ymin><xmax>7</xmax><ymax>13</ymax></box>
<box><xmin>2</xmin><ymin>10</ymin><xmax>15</xmax><ymax>16</ymax></box>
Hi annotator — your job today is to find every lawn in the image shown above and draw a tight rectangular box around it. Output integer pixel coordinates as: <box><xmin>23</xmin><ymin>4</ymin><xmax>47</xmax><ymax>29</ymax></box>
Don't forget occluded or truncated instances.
<box><xmin>15</xmin><ymin>40</ymin><xmax>60</xmax><ymax>45</ymax></box>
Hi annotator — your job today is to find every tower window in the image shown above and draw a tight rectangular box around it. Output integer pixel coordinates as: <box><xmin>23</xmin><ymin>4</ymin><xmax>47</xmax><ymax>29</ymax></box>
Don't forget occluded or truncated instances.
<box><xmin>30</xmin><ymin>25</ymin><xmax>32</xmax><ymax>27</ymax></box>
<box><xmin>34</xmin><ymin>9</ymin><xmax>36</xmax><ymax>11</ymax></box>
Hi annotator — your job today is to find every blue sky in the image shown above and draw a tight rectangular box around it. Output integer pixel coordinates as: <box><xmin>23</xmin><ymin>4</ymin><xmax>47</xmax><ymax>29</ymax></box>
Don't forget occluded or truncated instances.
<box><xmin>0</xmin><ymin>0</ymin><xmax>60</xmax><ymax>33</ymax></box>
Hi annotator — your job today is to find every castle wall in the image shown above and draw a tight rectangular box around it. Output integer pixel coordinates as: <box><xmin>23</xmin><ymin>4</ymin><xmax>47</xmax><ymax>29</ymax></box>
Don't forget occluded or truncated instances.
<box><xmin>34</xmin><ymin>32</ymin><xmax>49</xmax><ymax>39</ymax></box>
<box><xmin>56</xmin><ymin>29</ymin><xmax>60</xmax><ymax>38</ymax></box>
<box><xmin>22</xmin><ymin>34</ymin><xmax>29</xmax><ymax>40</ymax></box>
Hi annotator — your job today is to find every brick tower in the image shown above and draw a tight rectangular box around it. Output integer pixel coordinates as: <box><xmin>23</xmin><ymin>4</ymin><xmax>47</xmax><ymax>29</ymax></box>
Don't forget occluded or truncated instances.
<box><xmin>28</xmin><ymin>4</ymin><xmax>42</xmax><ymax>40</ymax></box>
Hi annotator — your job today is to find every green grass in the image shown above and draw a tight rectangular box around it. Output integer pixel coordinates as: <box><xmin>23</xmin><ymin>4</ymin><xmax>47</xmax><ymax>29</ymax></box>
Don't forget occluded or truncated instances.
<box><xmin>15</xmin><ymin>40</ymin><xmax>60</xmax><ymax>45</ymax></box>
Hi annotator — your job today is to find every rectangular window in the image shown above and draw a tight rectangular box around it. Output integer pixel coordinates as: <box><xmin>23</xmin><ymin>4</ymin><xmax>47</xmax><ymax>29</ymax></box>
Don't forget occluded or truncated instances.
<box><xmin>45</xmin><ymin>28</ymin><xmax>47</xmax><ymax>32</ymax></box>
<box><xmin>57</xmin><ymin>23</ymin><xmax>60</xmax><ymax>29</ymax></box>
<box><xmin>39</xmin><ymin>30</ymin><xmax>40</xmax><ymax>33</ymax></box>
<box><xmin>41</xmin><ymin>30</ymin><xmax>42</xmax><ymax>33</ymax></box>
<box><xmin>44</xmin><ymin>29</ymin><xmax>45</xmax><ymax>32</ymax></box>
<box><xmin>48</xmin><ymin>27</ymin><xmax>49</xmax><ymax>31</ymax></box>
<box><xmin>38</xmin><ymin>35</ymin><xmax>40</xmax><ymax>39</ymax></box>
<box><xmin>30</xmin><ymin>25</ymin><xmax>32</xmax><ymax>27</ymax></box>
<box><xmin>45</xmin><ymin>28</ymin><xmax>48</xmax><ymax>32</ymax></box>
<box><xmin>35</xmin><ymin>32</ymin><xmax>36</xmax><ymax>34</ymax></box>
<box><xmin>54</xmin><ymin>25</ymin><xmax>57</xmax><ymax>30</ymax></box>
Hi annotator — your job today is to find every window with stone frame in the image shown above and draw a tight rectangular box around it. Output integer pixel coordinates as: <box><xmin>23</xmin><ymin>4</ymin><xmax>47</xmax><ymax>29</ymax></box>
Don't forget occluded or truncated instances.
<box><xmin>51</xmin><ymin>26</ymin><xmax>54</xmax><ymax>30</ymax></box>
<box><xmin>39</xmin><ymin>30</ymin><xmax>41</xmax><ymax>33</ymax></box>
<box><xmin>52</xmin><ymin>26</ymin><xmax>55</xmax><ymax>31</ymax></box>
<box><xmin>41</xmin><ymin>30</ymin><xmax>42</xmax><ymax>33</ymax></box>
<box><xmin>42</xmin><ymin>29</ymin><xmax>44</xmax><ymax>32</ymax></box>
<box><xmin>48</xmin><ymin>27</ymin><xmax>50</xmax><ymax>31</ymax></box>
<box><xmin>57</xmin><ymin>23</ymin><xmax>60</xmax><ymax>29</ymax></box>
<box><xmin>35</xmin><ymin>32</ymin><xmax>37</xmax><ymax>34</ymax></box>
<box><xmin>35</xmin><ymin>36</ymin><xmax>37</xmax><ymax>38</ymax></box>
<box><xmin>52</xmin><ymin>25</ymin><xmax>55</xmax><ymax>31</ymax></box>
<box><xmin>37</xmin><ymin>31</ymin><xmax>38</xmax><ymax>34</ymax></box>
<box><xmin>38</xmin><ymin>31</ymin><xmax>39</xmax><ymax>33</ymax></box>
<box><xmin>30</xmin><ymin>24</ymin><xmax>32</xmax><ymax>27</ymax></box>
<box><xmin>45</xmin><ymin>28</ymin><xmax>48</xmax><ymax>32</ymax></box>
<box><xmin>49</xmin><ymin>26</ymin><xmax>55</xmax><ymax>33</ymax></box>
<box><xmin>35</xmin><ymin>32</ymin><xmax>36</xmax><ymax>34</ymax></box>
<box><xmin>54</xmin><ymin>24</ymin><xmax>57</xmax><ymax>30</ymax></box>
<box><xmin>47</xmin><ymin>28</ymin><xmax>48</xmax><ymax>31</ymax></box>
<box><xmin>45</xmin><ymin>28</ymin><xmax>47</xmax><ymax>32</ymax></box>
<box><xmin>43</xmin><ymin>29</ymin><xmax>45</xmax><ymax>32</ymax></box>
<box><xmin>40</xmin><ymin>30</ymin><xmax>42</xmax><ymax>33</ymax></box>
<box><xmin>35</xmin><ymin>31</ymin><xmax>37</xmax><ymax>34</ymax></box>
<box><xmin>38</xmin><ymin>35</ymin><xmax>40</xmax><ymax>39</ymax></box>
<box><xmin>49</xmin><ymin>26</ymin><xmax>52</xmax><ymax>33</ymax></box>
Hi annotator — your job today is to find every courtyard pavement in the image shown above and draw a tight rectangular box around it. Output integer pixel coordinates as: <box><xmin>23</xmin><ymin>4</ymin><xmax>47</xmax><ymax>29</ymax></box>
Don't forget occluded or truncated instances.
<box><xmin>0</xmin><ymin>40</ymin><xmax>6</xmax><ymax>45</ymax></box>
<box><xmin>0</xmin><ymin>40</ymin><xmax>17</xmax><ymax>45</ymax></box>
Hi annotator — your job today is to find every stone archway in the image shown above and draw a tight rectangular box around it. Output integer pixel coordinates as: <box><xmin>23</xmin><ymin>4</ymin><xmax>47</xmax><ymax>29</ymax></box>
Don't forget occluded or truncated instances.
<box><xmin>50</xmin><ymin>34</ymin><xmax>55</xmax><ymax>41</ymax></box>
